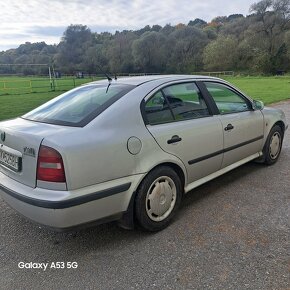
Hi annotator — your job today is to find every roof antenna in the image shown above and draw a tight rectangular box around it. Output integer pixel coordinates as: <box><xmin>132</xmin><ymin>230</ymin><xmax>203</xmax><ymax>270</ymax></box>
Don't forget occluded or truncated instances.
<box><xmin>96</xmin><ymin>64</ymin><xmax>112</xmax><ymax>82</ymax></box>
<box><xmin>105</xmin><ymin>83</ymin><xmax>111</xmax><ymax>94</ymax></box>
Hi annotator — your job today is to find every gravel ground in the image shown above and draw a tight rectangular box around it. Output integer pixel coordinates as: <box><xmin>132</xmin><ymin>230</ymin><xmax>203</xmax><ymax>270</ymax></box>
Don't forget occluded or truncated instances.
<box><xmin>0</xmin><ymin>101</ymin><xmax>289</xmax><ymax>290</ymax></box>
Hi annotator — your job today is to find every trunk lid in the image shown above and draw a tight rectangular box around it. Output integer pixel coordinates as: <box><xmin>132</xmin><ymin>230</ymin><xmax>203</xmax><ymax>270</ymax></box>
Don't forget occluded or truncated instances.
<box><xmin>0</xmin><ymin>118</ymin><xmax>70</xmax><ymax>188</ymax></box>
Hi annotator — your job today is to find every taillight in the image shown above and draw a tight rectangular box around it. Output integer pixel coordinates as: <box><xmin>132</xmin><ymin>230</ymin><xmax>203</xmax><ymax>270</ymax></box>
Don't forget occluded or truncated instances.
<box><xmin>37</xmin><ymin>145</ymin><xmax>66</xmax><ymax>183</ymax></box>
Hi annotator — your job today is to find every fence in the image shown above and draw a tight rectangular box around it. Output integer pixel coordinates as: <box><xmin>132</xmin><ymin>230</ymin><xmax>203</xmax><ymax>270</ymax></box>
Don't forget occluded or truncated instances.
<box><xmin>0</xmin><ymin>73</ymin><xmax>163</xmax><ymax>95</ymax></box>
<box><xmin>0</xmin><ymin>77</ymin><xmax>100</xmax><ymax>95</ymax></box>
<box><xmin>0</xmin><ymin>72</ymin><xmax>235</xmax><ymax>95</ymax></box>
<box><xmin>192</xmin><ymin>71</ymin><xmax>235</xmax><ymax>77</ymax></box>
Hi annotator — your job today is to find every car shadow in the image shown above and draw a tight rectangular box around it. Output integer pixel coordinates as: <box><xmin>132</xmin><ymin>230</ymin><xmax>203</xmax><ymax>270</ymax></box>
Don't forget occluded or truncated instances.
<box><xmin>180</xmin><ymin>161</ymin><xmax>263</xmax><ymax>207</ymax></box>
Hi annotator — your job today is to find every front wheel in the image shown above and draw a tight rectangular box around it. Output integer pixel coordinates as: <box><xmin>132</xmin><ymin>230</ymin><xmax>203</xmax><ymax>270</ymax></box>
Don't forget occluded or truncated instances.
<box><xmin>263</xmin><ymin>125</ymin><xmax>283</xmax><ymax>165</ymax></box>
<box><xmin>135</xmin><ymin>166</ymin><xmax>182</xmax><ymax>231</ymax></box>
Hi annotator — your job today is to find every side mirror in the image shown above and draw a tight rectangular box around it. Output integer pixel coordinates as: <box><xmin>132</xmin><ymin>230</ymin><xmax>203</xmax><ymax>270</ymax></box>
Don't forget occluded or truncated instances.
<box><xmin>253</xmin><ymin>100</ymin><xmax>264</xmax><ymax>110</ymax></box>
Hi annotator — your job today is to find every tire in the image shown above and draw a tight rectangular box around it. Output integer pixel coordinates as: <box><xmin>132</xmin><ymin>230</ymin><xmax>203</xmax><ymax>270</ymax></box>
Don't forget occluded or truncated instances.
<box><xmin>263</xmin><ymin>125</ymin><xmax>283</xmax><ymax>165</ymax></box>
<box><xmin>135</xmin><ymin>166</ymin><xmax>183</xmax><ymax>232</ymax></box>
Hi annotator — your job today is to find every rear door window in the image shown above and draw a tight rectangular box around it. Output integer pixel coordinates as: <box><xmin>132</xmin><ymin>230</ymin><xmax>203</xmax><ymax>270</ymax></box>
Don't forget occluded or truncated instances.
<box><xmin>144</xmin><ymin>82</ymin><xmax>211</xmax><ymax>125</ymax></box>
<box><xmin>163</xmin><ymin>83</ymin><xmax>210</xmax><ymax>120</ymax></box>
<box><xmin>145</xmin><ymin>91</ymin><xmax>174</xmax><ymax>125</ymax></box>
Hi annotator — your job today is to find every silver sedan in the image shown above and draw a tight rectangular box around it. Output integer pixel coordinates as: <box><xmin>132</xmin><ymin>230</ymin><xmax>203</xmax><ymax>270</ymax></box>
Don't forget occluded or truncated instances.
<box><xmin>0</xmin><ymin>75</ymin><xmax>288</xmax><ymax>231</ymax></box>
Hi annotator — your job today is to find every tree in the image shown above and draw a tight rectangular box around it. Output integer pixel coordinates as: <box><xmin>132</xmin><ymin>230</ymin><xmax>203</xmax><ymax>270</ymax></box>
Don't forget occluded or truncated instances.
<box><xmin>167</xmin><ymin>26</ymin><xmax>209</xmax><ymax>73</ymax></box>
<box><xmin>250</xmin><ymin>0</ymin><xmax>272</xmax><ymax>15</ymax></box>
<box><xmin>161</xmin><ymin>24</ymin><xmax>175</xmax><ymax>35</ymax></box>
<box><xmin>56</xmin><ymin>25</ymin><xmax>93</xmax><ymax>73</ymax></box>
<box><xmin>188</xmin><ymin>18</ymin><xmax>207</xmax><ymax>27</ymax></box>
<box><xmin>212</xmin><ymin>16</ymin><xmax>228</xmax><ymax>24</ymax></box>
<box><xmin>219</xmin><ymin>16</ymin><xmax>250</xmax><ymax>42</ymax></box>
<box><xmin>152</xmin><ymin>25</ymin><xmax>162</xmax><ymax>32</ymax></box>
<box><xmin>132</xmin><ymin>31</ymin><xmax>167</xmax><ymax>72</ymax></box>
<box><xmin>286</xmin><ymin>31</ymin><xmax>290</xmax><ymax>58</ymax></box>
<box><xmin>1</xmin><ymin>1</ymin><xmax>290</xmax><ymax>76</ymax></box>
<box><xmin>203</xmin><ymin>36</ymin><xmax>238</xmax><ymax>71</ymax></box>
<box><xmin>228</xmin><ymin>14</ymin><xmax>244</xmax><ymax>21</ymax></box>
<box><xmin>203</xmin><ymin>26</ymin><xmax>218</xmax><ymax>40</ymax></box>
<box><xmin>106</xmin><ymin>31</ymin><xmax>137</xmax><ymax>73</ymax></box>
<box><xmin>135</xmin><ymin>25</ymin><xmax>151</xmax><ymax>36</ymax></box>
<box><xmin>249</xmin><ymin>0</ymin><xmax>290</xmax><ymax>73</ymax></box>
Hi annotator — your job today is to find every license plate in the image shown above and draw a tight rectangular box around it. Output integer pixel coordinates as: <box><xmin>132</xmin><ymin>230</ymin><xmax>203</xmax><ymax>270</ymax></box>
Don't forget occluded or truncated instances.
<box><xmin>0</xmin><ymin>148</ymin><xmax>21</xmax><ymax>172</ymax></box>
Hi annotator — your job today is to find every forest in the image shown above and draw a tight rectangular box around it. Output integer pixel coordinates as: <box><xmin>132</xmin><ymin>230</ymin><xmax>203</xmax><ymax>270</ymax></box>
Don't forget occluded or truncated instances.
<box><xmin>0</xmin><ymin>0</ymin><xmax>289</xmax><ymax>76</ymax></box>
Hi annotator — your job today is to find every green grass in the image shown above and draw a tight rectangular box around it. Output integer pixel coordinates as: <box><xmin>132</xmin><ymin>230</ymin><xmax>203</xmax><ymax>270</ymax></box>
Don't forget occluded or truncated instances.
<box><xmin>0</xmin><ymin>91</ymin><xmax>61</xmax><ymax>121</ymax></box>
<box><xmin>0</xmin><ymin>76</ymin><xmax>102</xmax><ymax>121</ymax></box>
<box><xmin>0</xmin><ymin>76</ymin><xmax>100</xmax><ymax>95</ymax></box>
<box><xmin>0</xmin><ymin>76</ymin><xmax>289</xmax><ymax>122</ymax></box>
<box><xmin>222</xmin><ymin>76</ymin><xmax>290</xmax><ymax>104</ymax></box>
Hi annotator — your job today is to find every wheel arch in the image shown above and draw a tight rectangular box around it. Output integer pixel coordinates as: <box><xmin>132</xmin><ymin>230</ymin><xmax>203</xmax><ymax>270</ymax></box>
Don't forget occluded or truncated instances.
<box><xmin>118</xmin><ymin>161</ymin><xmax>186</xmax><ymax>230</ymax></box>
<box><xmin>273</xmin><ymin>121</ymin><xmax>285</xmax><ymax>137</ymax></box>
<box><xmin>150</xmin><ymin>162</ymin><xmax>186</xmax><ymax>190</ymax></box>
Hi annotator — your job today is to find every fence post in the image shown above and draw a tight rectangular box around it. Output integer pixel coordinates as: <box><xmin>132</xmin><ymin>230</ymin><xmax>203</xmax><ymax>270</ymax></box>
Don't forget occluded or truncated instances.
<box><xmin>52</xmin><ymin>78</ymin><xmax>56</xmax><ymax>91</ymax></box>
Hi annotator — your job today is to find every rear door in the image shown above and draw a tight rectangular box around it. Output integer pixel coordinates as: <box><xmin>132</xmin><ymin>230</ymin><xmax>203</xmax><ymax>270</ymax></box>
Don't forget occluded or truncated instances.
<box><xmin>203</xmin><ymin>81</ymin><xmax>264</xmax><ymax>168</ymax></box>
<box><xmin>144</xmin><ymin>81</ymin><xmax>224</xmax><ymax>184</ymax></box>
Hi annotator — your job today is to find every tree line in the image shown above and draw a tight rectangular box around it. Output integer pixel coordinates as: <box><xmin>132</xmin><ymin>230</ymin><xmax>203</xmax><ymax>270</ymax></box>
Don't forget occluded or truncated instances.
<box><xmin>0</xmin><ymin>0</ymin><xmax>289</xmax><ymax>76</ymax></box>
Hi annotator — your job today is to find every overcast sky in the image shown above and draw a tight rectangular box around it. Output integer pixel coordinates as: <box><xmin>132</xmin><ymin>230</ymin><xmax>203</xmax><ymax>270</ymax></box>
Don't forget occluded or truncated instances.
<box><xmin>0</xmin><ymin>0</ymin><xmax>257</xmax><ymax>51</ymax></box>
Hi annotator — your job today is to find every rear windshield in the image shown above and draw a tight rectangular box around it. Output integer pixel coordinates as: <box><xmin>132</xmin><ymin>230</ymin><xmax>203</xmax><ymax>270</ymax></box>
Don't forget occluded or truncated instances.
<box><xmin>22</xmin><ymin>83</ymin><xmax>135</xmax><ymax>127</ymax></box>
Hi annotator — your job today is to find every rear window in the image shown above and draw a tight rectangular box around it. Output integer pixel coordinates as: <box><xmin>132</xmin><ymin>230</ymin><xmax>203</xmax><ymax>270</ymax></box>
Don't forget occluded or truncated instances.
<box><xmin>22</xmin><ymin>83</ymin><xmax>135</xmax><ymax>127</ymax></box>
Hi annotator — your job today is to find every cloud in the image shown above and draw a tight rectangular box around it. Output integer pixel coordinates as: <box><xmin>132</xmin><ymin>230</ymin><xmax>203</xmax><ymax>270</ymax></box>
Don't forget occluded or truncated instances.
<box><xmin>26</xmin><ymin>26</ymin><xmax>67</xmax><ymax>37</ymax></box>
<box><xmin>0</xmin><ymin>0</ymin><xmax>257</xmax><ymax>51</ymax></box>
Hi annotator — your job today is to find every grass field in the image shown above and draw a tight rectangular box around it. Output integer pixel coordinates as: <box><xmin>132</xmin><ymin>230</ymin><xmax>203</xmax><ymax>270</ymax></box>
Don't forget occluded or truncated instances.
<box><xmin>223</xmin><ymin>76</ymin><xmax>290</xmax><ymax>104</ymax></box>
<box><xmin>0</xmin><ymin>76</ymin><xmax>101</xmax><ymax>121</ymax></box>
<box><xmin>0</xmin><ymin>76</ymin><xmax>99</xmax><ymax>94</ymax></box>
<box><xmin>0</xmin><ymin>76</ymin><xmax>289</xmax><ymax>121</ymax></box>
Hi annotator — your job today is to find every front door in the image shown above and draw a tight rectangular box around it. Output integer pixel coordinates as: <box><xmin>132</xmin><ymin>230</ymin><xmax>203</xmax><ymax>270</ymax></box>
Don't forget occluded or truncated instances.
<box><xmin>203</xmin><ymin>82</ymin><xmax>264</xmax><ymax>168</ymax></box>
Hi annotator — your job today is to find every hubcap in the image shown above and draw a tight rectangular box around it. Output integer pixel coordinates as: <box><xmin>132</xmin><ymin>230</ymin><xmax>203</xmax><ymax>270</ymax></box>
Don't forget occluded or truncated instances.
<box><xmin>145</xmin><ymin>176</ymin><xmax>177</xmax><ymax>222</ymax></box>
<box><xmin>269</xmin><ymin>132</ymin><xmax>281</xmax><ymax>159</ymax></box>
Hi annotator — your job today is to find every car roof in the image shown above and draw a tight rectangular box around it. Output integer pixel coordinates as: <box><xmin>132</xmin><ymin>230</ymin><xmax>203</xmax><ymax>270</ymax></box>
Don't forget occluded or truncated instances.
<box><xmin>88</xmin><ymin>75</ymin><xmax>222</xmax><ymax>86</ymax></box>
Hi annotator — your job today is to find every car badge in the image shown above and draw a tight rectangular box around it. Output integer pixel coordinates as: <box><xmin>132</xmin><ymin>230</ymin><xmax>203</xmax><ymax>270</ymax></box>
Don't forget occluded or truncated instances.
<box><xmin>23</xmin><ymin>147</ymin><xmax>36</xmax><ymax>158</ymax></box>
<box><xmin>0</xmin><ymin>132</ymin><xmax>5</xmax><ymax>142</ymax></box>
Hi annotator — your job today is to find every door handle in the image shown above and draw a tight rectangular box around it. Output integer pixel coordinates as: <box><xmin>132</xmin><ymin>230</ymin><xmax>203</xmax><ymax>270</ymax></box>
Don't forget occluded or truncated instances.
<box><xmin>224</xmin><ymin>124</ymin><xmax>234</xmax><ymax>131</ymax></box>
<box><xmin>167</xmin><ymin>135</ymin><xmax>182</xmax><ymax>144</ymax></box>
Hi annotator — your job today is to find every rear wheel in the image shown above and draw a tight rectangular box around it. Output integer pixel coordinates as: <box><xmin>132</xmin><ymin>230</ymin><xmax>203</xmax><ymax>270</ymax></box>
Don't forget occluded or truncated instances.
<box><xmin>263</xmin><ymin>125</ymin><xmax>283</xmax><ymax>165</ymax></box>
<box><xmin>135</xmin><ymin>166</ymin><xmax>182</xmax><ymax>231</ymax></box>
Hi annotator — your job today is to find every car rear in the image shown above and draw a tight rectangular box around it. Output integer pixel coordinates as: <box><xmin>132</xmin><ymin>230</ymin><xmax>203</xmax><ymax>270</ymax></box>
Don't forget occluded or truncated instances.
<box><xmin>0</xmin><ymin>118</ymin><xmax>68</xmax><ymax>189</ymax></box>
<box><xmin>0</xmin><ymin>82</ymin><xmax>141</xmax><ymax>230</ymax></box>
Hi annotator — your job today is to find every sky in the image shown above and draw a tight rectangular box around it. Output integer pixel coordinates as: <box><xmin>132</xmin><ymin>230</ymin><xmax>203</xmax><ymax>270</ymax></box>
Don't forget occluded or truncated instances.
<box><xmin>0</xmin><ymin>0</ymin><xmax>257</xmax><ymax>52</ymax></box>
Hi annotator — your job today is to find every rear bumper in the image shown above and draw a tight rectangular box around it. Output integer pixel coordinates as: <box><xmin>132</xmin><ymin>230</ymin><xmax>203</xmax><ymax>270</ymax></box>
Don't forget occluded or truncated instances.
<box><xmin>0</xmin><ymin>171</ymin><xmax>144</xmax><ymax>230</ymax></box>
